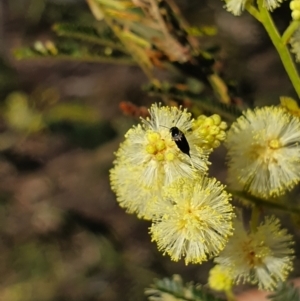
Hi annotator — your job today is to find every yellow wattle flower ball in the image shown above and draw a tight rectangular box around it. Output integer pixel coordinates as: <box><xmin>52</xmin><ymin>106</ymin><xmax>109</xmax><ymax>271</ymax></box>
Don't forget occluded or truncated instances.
<box><xmin>150</xmin><ymin>176</ymin><xmax>234</xmax><ymax>264</ymax></box>
<box><xmin>214</xmin><ymin>216</ymin><xmax>295</xmax><ymax>291</ymax></box>
<box><xmin>208</xmin><ymin>265</ymin><xmax>233</xmax><ymax>292</ymax></box>
<box><xmin>110</xmin><ymin>103</ymin><xmax>211</xmax><ymax>220</ymax></box>
<box><xmin>226</xmin><ymin>106</ymin><xmax>300</xmax><ymax>198</ymax></box>
<box><xmin>110</xmin><ymin>162</ymin><xmax>163</xmax><ymax>220</ymax></box>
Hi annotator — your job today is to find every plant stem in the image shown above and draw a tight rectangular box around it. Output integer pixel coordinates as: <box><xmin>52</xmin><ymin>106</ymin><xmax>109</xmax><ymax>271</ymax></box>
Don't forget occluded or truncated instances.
<box><xmin>246</xmin><ymin>5</ymin><xmax>262</xmax><ymax>22</ymax></box>
<box><xmin>257</xmin><ymin>0</ymin><xmax>300</xmax><ymax>98</ymax></box>
<box><xmin>282</xmin><ymin>20</ymin><xmax>300</xmax><ymax>45</ymax></box>
<box><xmin>228</xmin><ymin>189</ymin><xmax>300</xmax><ymax>215</ymax></box>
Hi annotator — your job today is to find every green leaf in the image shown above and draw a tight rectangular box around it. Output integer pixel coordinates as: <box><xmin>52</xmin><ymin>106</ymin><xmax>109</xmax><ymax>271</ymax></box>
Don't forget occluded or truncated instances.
<box><xmin>267</xmin><ymin>282</ymin><xmax>300</xmax><ymax>301</ymax></box>
<box><xmin>52</xmin><ymin>23</ymin><xmax>127</xmax><ymax>52</ymax></box>
<box><xmin>186</xmin><ymin>26</ymin><xmax>218</xmax><ymax>37</ymax></box>
<box><xmin>13</xmin><ymin>39</ymin><xmax>134</xmax><ymax>65</ymax></box>
<box><xmin>145</xmin><ymin>275</ymin><xmax>224</xmax><ymax>301</ymax></box>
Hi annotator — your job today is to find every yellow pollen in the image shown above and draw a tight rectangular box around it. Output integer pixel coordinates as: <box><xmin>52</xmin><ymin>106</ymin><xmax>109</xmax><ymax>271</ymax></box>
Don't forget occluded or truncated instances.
<box><xmin>216</xmin><ymin>132</ymin><xmax>226</xmax><ymax>140</ymax></box>
<box><xmin>210</xmin><ymin>125</ymin><xmax>219</xmax><ymax>135</ymax></box>
<box><xmin>269</xmin><ymin>139</ymin><xmax>281</xmax><ymax>149</ymax></box>
<box><xmin>147</xmin><ymin>132</ymin><xmax>160</xmax><ymax>143</ymax></box>
<box><xmin>219</xmin><ymin>121</ymin><xmax>228</xmax><ymax>130</ymax></box>
<box><xmin>155</xmin><ymin>153</ymin><xmax>164</xmax><ymax>161</ymax></box>
<box><xmin>204</xmin><ymin>117</ymin><xmax>214</xmax><ymax>127</ymax></box>
<box><xmin>212</xmin><ymin>141</ymin><xmax>221</xmax><ymax>148</ymax></box>
<box><xmin>206</xmin><ymin>135</ymin><xmax>214</xmax><ymax>142</ymax></box>
<box><xmin>165</xmin><ymin>152</ymin><xmax>175</xmax><ymax>161</ymax></box>
<box><xmin>211</xmin><ymin>114</ymin><xmax>221</xmax><ymax>125</ymax></box>
<box><xmin>208</xmin><ymin>265</ymin><xmax>233</xmax><ymax>292</ymax></box>
<box><xmin>156</xmin><ymin>140</ymin><xmax>166</xmax><ymax>151</ymax></box>
<box><xmin>145</xmin><ymin>144</ymin><xmax>156</xmax><ymax>154</ymax></box>
<box><xmin>200</xmin><ymin>128</ymin><xmax>208</xmax><ymax>135</ymax></box>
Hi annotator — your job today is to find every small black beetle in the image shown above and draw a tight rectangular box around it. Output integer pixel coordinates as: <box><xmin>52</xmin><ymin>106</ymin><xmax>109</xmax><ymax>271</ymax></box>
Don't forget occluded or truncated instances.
<box><xmin>169</xmin><ymin>127</ymin><xmax>190</xmax><ymax>157</ymax></box>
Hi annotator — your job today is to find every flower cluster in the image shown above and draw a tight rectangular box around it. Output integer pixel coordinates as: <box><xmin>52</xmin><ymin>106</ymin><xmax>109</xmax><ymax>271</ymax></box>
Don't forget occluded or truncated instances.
<box><xmin>110</xmin><ymin>104</ymin><xmax>212</xmax><ymax>219</ymax></box>
<box><xmin>110</xmin><ymin>103</ymin><xmax>234</xmax><ymax>263</ymax></box>
<box><xmin>226</xmin><ymin>106</ymin><xmax>300</xmax><ymax>198</ymax></box>
<box><xmin>150</xmin><ymin>177</ymin><xmax>234</xmax><ymax>264</ymax></box>
<box><xmin>110</xmin><ymin>103</ymin><xmax>296</xmax><ymax>288</ymax></box>
<box><xmin>192</xmin><ymin>114</ymin><xmax>227</xmax><ymax>149</ymax></box>
<box><xmin>214</xmin><ymin>216</ymin><xmax>294</xmax><ymax>290</ymax></box>
<box><xmin>208</xmin><ymin>265</ymin><xmax>234</xmax><ymax>292</ymax></box>
<box><xmin>290</xmin><ymin>0</ymin><xmax>300</xmax><ymax>20</ymax></box>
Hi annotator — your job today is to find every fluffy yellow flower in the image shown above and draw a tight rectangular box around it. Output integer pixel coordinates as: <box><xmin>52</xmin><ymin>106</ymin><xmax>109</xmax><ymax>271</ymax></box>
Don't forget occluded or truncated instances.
<box><xmin>110</xmin><ymin>104</ymin><xmax>211</xmax><ymax>219</ymax></box>
<box><xmin>110</xmin><ymin>162</ymin><xmax>162</xmax><ymax>219</ymax></box>
<box><xmin>280</xmin><ymin>96</ymin><xmax>300</xmax><ymax>117</ymax></box>
<box><xmin>224</xmin><ymin>0</ymin><xmax>284</xmax><ymax>16</ymax></box>
<box><xmin>214</xmin><ymin>216</ymin><xmax>294</xmax><ymax>291</ymax></box>
<box><xmin>224</xmin><ymin>0</ymin><xmax>249</xmax><ymax>16</ymax></box>
<box><xmin>263</xmin><ymin>0</ymin><xmax>286</xmax><ymax>11</ymax></box>
<box><xmin>208</xmin><ymin>265</ymin><xmax>234</xmax><ymax>292</ymax></box>
<box><xmin>150</xmin><ymin>176</ymin><xmax>234</xmax><ymax>265</ymax></box>
<box><xmin>226</xmin><ymin>106</ymin><xmax>300</xmax><ymax>198</ymax></box>
<box><xmin>116</xmin><ymin>104</ymin><xmax>210</xmax><ymax>184</ymax></box>
<box><xmin>192</xmin><ymin>114</ymin><xmax>227</xmax><ymax>149</ymax></box>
